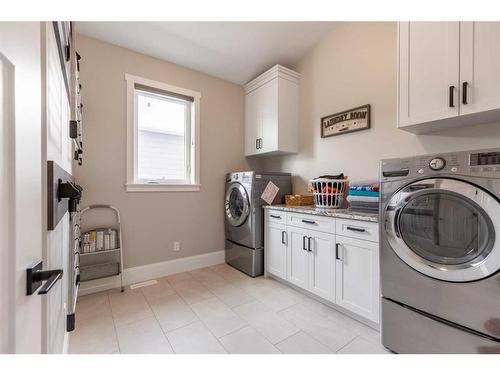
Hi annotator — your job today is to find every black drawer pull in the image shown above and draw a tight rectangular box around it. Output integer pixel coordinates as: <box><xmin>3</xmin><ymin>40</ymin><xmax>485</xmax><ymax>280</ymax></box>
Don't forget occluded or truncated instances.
<box><xmin>281</xmin><ymin>231</ymin><xmax>286</xmax><ymax>245</ymax></box>
<box><xmin>308</xmin><ymin>237</ymin><xmax>313</xmax><ymax>252</ymax></box>
<box><xmin>302</xmin><ymin>219</ymin><xmax>316</xmax><ymax>225</ymax></box>
<box><xmin>346</xmin><ymin>226</ymin><xmax>366</xmax><ymax>232</ymax></box>
<box><xmin>303</xmin><ymin>236</ymin><xmax>307</xmax><ymax>251</ymax></box>
<box><xmin>449</xmin><ymin>85</ymin><xmax>455</xmax><ymax>108</ymax></box>
<box><xmin>462</xmin><ymin>81</ymin><xmax>468</xmax><ymax>104</ymax></box>
<box><xmin>270</xmin><ymin>214</ymin><xmax>281</xmax><ymax>219</ymax></box>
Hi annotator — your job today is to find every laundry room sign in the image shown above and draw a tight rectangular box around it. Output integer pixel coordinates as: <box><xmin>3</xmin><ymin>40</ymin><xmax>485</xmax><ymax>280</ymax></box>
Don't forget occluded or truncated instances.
<box><xmin>321</xmin><ymin>104</ymin><xmax>371</xmax><ymax>138</ymax></box>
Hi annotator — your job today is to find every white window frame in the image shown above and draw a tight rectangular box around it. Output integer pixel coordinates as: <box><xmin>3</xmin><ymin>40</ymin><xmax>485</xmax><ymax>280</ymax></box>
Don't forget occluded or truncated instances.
<box><xmin>125</xmin><ymin>74</ymin><xmax>201</xmax><ymax>192</ymax></box>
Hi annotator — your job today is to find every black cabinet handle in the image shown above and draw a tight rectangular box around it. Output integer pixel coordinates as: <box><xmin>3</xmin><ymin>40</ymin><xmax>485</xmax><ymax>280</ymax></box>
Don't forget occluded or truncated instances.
<box><xmin>308</xmin><ymin>237</ymin><xmax>312</xmax><ymax>252</ymax></box>
<box><xmin>302</xmin><ymin>219</ymin><xmax>316</xmax><ymax>225</ymax></box>
<box><xmin>256</xmin><ymin>139</ymin><xmax>259</xmax><ymax>150</ymax></box>
<box><xmin>346</xmin><ymin>226</ymin><xmax>366</xmax><ymax>233</ymax></box>
<box><xmin>270</xmin><ymin>214</ymin><xmax>281</xmax><ymax>219</ymax></box>
<box><xmin>449</xmin><ymin>85</ymin><xmax>455</xmax><ymax>107</ymax></box>
<box><xmin>259</xmin><ymin>138</ymin><xmax>263</xmax><ymax>149</ymax></box>
<box><xmin>462</xmin><ymin>82</ymin><xmax>468</xmax><ymax>104</ymax></box>
<box><xmin>335</xmin><ymin>243</ymin><xmax>342</xmax><ymax>261</ymax></box>
<box><xmin>281</xmin><ymin>231</ymin><xmax>286</xmax><ymax>245</ymax></box>
<box><xmin>303</xmin><ymin>236</ymin><xmax>307</xmax><ymax>251</ymax></box>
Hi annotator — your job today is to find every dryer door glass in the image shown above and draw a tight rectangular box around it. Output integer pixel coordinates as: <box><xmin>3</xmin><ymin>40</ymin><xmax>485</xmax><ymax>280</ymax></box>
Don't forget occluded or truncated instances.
<box><xmin>225</xmin><ymin>182</ymin><xmax>250</xmax><ymax>227</ymax></box>
<box><xmin>399</xmin><ymin>192</ymin><xmax>493</xmax><ymax>265</ymax></box>
<box><xmin>385</xmin><ymin>178</ymin><xmax>500</xmax><ymax>282</ymax></box>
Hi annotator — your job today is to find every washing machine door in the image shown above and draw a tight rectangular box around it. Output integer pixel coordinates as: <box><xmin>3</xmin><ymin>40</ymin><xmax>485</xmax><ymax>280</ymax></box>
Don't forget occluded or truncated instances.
<box><xmin>225</xmin><ymin>182</ymin><xmax>250</xmax><ymax>227</ymax></box>
<box><xmin>384</xmin><ymin>178</ymin><xmax>500</xmax><ymax>282</ymax></box>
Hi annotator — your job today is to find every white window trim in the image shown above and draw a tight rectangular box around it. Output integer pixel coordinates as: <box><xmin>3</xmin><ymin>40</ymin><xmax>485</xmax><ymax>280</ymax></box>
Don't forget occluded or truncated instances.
<box><xmin>125</xmin><ymin>74</ymin><xmax>201</xmax><ymax>192</ymax></box>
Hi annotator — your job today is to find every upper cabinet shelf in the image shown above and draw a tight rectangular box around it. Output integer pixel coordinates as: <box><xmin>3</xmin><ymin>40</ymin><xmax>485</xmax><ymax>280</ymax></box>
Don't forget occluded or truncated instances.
<box><xmin>397</xmin><ymin>22</ymin><xmax>500</xmax><ymax>134</ymax></box>
<box><xmin>244</xmin><ymin>65</ymin><xmax>300</xmax><ymax>157</ymax></box>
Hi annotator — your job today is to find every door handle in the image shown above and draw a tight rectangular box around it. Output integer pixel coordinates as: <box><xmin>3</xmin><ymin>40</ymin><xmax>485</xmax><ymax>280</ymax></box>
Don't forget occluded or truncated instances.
<box><xmin>335</xmin><ymin>243</ymin><xmax>343</xmax><ymax>261</ymax></box>
<box><xmin>449</xmin><ymin>85</ymin><xmax>455</xmax><ymax>108</ymax></box>
<box><xmin>462</xmin><ymin>81</ymin><xmax>468</xmax><ymax>104</ymax></box>
<box><xmin>302</xmin><ymin>236</ymin><xmax>307</xmax><ymax>251</ymax></box>
<box><xmin>26</xmin><ymin>261</ymin><xmax>63</xmax><ymax>295</ymax></box>
<box><xmin>301</xmin><ymin>219</ymin><xmax>316</xmax><ymax>225</ymax></box>
<box><xmin>308</xmin><ymin>237</ymin><xmax>313</xmax><ymax>252</ymax></box>
<box><xmin>346</xmin><ymin>226</ymin><xmax>366</xmax><ymax>233</ymax></box>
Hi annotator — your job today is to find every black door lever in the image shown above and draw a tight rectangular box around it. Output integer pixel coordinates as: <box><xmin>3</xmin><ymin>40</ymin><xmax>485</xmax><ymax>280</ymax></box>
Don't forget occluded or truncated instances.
<box><xmin>27</xmin><ymin>261</ymin><xmax>63</xmax><ymax>295</ymax></box>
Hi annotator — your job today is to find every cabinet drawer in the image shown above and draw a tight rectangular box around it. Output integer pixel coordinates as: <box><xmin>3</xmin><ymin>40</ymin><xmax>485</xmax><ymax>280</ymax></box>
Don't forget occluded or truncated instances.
<box><xmin>287</xmin><ymin>212</ymin><xmax>335</xmax><ymax>233</ymax></box>
<box><xmin>266</xmin><ymin>210</ymin><xmax>287</xmax><ymax>224</ymax></box>
<box><xmin>336</xmin><ymin>218</ymin><xmax>379</xmax><ymax>243</ymax></box>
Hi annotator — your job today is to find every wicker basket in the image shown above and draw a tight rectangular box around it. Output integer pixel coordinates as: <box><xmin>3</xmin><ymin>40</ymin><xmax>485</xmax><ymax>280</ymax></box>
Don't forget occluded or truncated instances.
<box><xmin>310</xmin><ymin>178</ymin><xmax>349</xmax><ymax>208</ymax></box>
<box><xmin>285</xmin><ymin>194</ymin><xmax>315</xmax><ymax>206</ymax></box>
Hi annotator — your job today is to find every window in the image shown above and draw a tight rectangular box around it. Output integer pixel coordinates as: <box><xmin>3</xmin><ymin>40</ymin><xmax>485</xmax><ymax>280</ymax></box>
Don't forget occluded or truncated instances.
<box><xmin>126</xmin><ymin>74</ymin><xmax>200</xmax><ymax>192</ymax></box>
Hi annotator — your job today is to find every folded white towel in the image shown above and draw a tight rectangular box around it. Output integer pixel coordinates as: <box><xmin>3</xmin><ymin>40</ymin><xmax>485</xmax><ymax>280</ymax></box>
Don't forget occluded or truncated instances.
<box><xmin>347</xmin><ymin>195</ymin><xmax>379</xmax><ymax>203</ymax></box>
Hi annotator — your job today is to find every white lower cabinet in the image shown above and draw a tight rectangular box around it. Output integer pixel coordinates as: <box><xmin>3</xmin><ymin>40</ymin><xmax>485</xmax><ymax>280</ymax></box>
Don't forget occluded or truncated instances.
<box><xmin>307</xmin><ymin>231</ymin><xmax>335</xmax><ymax>301</ymax></box>
<box><xmin>287</xmin><ymin>226</ymin><xmax>310</xmax><ymax>290</ymax></box>
<box><xmin>286</xmin><ymin>226</ymin><xmax>335</xmax><ymax>300</ymax></box>
<box><xmin>264</xmin><ymin>222</ymin><xmax>287</xmax><ymax>279</ymax></box>
<box><xmin>335</xmin><ymin>235</ymin><xmax>380</xmax><ymax>324</ymax></box>
<box><xmin>265</xmin><ymin>210</ymin><xmax>380</xmax><ymax>325</ymax></box>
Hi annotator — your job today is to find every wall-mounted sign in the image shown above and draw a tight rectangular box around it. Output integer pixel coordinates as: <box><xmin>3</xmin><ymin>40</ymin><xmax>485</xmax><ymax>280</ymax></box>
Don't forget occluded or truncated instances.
<box><xmin>321</xmin><ymin>104</ymin><xmax>371</xmax><ymax>138</ymax></box>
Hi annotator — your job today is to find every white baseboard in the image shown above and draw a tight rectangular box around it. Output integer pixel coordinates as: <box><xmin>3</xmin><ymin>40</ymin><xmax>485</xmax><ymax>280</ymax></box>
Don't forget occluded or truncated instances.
<box><xmin>78</xmin><ymin>250</ymin><xmax>225</xmax><ymax>296</ymax></box>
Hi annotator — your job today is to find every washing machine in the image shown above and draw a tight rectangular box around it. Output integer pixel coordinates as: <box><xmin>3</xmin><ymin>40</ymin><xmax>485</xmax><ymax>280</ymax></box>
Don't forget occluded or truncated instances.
<box><xmin>224</xmin><ymin>171</ymin><xmax>291</xmax><ymax>277</ymax></box>
<box><xmin>380</xmin><ymin>148</ymin><xmax>500</xmax><ymax>353</ymax></box>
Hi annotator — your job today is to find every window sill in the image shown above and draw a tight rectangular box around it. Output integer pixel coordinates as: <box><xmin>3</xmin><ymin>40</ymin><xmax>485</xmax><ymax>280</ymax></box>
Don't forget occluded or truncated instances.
<box><xmin>125</xmin><ymin>183</ymin><xmax>201</xmax><ymax>192</ymax></box>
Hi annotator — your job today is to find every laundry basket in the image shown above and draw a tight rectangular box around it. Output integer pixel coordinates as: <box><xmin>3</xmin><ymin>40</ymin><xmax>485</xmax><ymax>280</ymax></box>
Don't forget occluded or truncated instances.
<box><xmin>311</xmin><ymin>178</ymin><xmax>349</xmax><ymax>208</ymax></box>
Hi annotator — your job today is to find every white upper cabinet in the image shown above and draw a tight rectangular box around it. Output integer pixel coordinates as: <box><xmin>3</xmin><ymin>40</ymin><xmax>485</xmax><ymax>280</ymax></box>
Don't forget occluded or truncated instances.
<box><xmin>398</xmin><ymin>22</ymin><xmax>460</xmax><ymax>129</ymax></box>
<box><xmin>460</xmin><ymin>22</ymin><xmax>500</xmax><ymax>115</ymax></box>
<box><xmin>244</xmin><ymin>65</ymin><xmax>300</xmax><ymax>156</ymax></box>
<box><xmin>397</xmin><ymin>22</ymin><xmax>500</xmax><ymax>133</ymax></box>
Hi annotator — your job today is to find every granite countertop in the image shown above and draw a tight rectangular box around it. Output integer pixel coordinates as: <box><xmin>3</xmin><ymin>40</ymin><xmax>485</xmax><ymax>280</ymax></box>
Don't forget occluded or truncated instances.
<box><xmin>263</xmin><ymin>204</ymin><xmax>379</xmax><ymax>223</ymax></box>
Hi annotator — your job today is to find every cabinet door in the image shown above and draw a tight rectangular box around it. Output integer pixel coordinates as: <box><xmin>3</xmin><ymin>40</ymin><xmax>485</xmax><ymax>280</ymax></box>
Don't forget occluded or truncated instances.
<box><xmin>335</xmin><ymin>236</ymin><xmax>380</xmax><ymax>323</ymax></box>
<box><xmin>265</xmin><ymin>222</ymin><xmax>287</xmax><ymax>279</ymax></box>
<box><xmin>460</xmin><ymin>22</ymin><xmax>500</xmax><ymax>115</ymax></box>
<box><xmin>308</xmin><ymin>231</ymin><xmax>335</xmax><ymax>301</ymax></box>
<box><xmin>398</xmin><ymin>22</ymin><xmax>460</xmax><ymax>127</ymax></box>
<box><xmin>287</xmin><ymin>226</ymin><xmax>309</xmax><ymax>290</ymax></box>
<box><xmin>244</xmin><ymin>89</ymin><xmax>260</xmax><ymax>156</ymax></box>
<box><xmin>258</xmin><ymin>78</ymin><xmax>278</xmax><ymax>154</ymax></box>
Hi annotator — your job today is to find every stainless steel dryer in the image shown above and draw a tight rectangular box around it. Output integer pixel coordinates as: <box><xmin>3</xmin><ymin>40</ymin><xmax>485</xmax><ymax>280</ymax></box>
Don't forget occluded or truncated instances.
<box><xmin>380</xmin><ymin>148</ymin><xmax>500</xmax><ymax>354</ymax></box>
<box><xmin>224</xmin><ymin>171</ymin><xmax>291</xmax><ymax>277</ymax></box>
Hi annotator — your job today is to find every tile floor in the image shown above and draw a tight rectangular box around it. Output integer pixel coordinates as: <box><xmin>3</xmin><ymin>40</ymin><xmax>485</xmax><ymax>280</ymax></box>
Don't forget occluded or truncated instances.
<box><xmin>70</xmin><ymin>263</ymin><xmax>389</xmax><ymax>354</ymax></box>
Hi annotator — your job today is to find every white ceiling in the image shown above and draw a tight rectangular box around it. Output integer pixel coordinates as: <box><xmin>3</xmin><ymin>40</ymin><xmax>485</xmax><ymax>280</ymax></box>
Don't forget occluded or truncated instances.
<box><xmin>76</xmin><ymin>22</ymin><xmax>335</xmax><ymax>85</ymax></box>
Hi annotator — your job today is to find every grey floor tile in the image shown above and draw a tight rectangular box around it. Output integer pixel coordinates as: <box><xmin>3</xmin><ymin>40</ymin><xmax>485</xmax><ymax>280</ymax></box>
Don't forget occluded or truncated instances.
<box><xmin>219</xmin><ymin>326</ymin><xmax>280</xmax><ymax>354</ymax></box>
<box><xmin>166</xmin><ymin>321</ymin><xmax>226</xmax><ymax>354</ymax></box>
<box><xmin>276</xmin><ymin>331</ymin><xmax>333</xmax><ymax>354</ymax></box>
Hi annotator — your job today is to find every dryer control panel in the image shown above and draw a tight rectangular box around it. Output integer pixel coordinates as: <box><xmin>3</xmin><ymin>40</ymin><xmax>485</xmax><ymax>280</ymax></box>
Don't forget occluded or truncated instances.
<box><xmin>381</xmin><ymin>148</ymin><xmax>500</xmax><ymax>181</ymax></box>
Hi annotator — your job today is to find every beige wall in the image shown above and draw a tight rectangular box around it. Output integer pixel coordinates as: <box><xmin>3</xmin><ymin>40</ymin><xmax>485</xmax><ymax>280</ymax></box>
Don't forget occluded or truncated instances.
<box><xmin>75</xmin><ymin>35</ymin><xmax>261</xmax><ymax>268</ymax></box>
<box><xmin>263</xmin><ymin>22</ymin><xmax>500</xmax><ymax>192</ymax></box>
